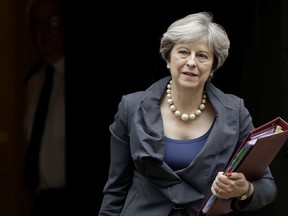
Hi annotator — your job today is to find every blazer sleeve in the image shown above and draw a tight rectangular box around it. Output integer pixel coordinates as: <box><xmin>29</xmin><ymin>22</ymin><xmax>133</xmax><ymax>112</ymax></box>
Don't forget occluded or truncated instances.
<box><xmin>98</xmin><ymin>93</ymin><xmax>142</xmax><ymax>216</ymax></box>
<box><xmin>232</xmin><ymin>98</ymin><xmax>277</xmax><ymax>212</ymax></box>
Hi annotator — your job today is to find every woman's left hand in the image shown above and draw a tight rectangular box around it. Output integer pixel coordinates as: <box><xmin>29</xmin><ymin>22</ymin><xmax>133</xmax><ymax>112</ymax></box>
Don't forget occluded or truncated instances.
<box><xmin>211</xmin><ymin>171</ymin><xmax>250</xmax><ymax>199</ymax></box>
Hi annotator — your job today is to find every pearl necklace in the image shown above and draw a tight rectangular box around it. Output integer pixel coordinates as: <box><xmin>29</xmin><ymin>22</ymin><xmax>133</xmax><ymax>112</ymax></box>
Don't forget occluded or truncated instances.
<box><xmin>166</xmin><ymin>80</ymin><xmax>207</xmax><ymax>121</ymax></box>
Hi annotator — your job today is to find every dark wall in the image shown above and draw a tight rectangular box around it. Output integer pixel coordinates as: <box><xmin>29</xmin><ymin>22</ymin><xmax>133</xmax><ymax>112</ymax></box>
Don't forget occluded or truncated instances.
<box><xmin>65</xmin><ymin>1</ymin><xmax>288</xmax><ymax>215</ymax></box>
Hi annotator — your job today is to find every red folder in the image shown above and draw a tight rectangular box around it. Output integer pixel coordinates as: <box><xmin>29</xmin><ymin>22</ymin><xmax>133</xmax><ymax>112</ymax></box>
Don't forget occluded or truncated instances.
<box><xmin>198</xmin><ymin>117</ymin><xmax>288</xmax><ymax>216</ymax></box>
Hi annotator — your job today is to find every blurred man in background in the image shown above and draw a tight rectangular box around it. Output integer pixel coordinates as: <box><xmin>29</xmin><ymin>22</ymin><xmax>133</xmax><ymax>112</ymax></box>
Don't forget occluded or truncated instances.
<box><xmin>23</xmin><ymin>0</ymin><xmax>66</xmax><ymax>215</ymax></box>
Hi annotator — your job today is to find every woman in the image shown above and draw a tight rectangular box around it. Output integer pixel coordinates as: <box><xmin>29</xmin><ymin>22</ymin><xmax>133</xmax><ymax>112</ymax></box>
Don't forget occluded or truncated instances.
<box><xmin>99</xmin><ymin>12</ymin><xmax>276</xmax><ymax>216</ymax></box>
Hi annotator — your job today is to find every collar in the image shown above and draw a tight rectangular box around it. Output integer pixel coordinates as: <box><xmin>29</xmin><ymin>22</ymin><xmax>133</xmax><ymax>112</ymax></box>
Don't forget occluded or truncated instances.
<box><xmin>52</xmin><ymin>57</ymin><xmax>65</xmax><ymax>74</ymax></box>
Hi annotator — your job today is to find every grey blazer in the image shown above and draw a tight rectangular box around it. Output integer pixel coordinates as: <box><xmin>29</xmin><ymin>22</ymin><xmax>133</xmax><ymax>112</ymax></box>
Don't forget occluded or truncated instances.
<box><xmin>99</xmin><ymin>76</ymin><xmax>276</xmax><ymax>216</ymax></box>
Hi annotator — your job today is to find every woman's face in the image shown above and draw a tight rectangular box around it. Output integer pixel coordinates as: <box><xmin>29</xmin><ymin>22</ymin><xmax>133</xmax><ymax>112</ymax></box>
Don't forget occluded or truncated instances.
<box><xmin>168</xmin><ymin>39</ymin><xmax>214</xmax><ymax>89</ymax></box>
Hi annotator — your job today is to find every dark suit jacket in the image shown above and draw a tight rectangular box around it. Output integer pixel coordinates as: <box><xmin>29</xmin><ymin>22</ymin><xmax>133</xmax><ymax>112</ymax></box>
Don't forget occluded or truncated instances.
<box><xmin>99</xmin><ymin>76</ymin><xmax>276</xmax><ymax>216</ymax></box>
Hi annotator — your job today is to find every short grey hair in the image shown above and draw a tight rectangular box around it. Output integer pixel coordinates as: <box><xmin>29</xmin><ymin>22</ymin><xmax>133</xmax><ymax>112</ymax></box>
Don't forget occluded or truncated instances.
<box><xmin>159</xmin><ymin>12</ymin><xmax>230</xmax><ymax>73</ymax></box>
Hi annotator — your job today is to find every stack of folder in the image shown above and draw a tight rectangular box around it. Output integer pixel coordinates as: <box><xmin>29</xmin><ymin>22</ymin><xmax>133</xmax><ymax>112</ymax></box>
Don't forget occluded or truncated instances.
<box><xmin>198</xmin><ymin>117</ymin><xmax>288</xmax><ymax>216</ymax></box>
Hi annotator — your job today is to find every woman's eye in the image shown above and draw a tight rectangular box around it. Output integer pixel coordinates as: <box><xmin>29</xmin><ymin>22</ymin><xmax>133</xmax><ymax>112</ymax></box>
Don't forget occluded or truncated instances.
<box><xmin>197</xmin><ymin>54</ymin><xmax>208</xmax><ymax>62</ymax></box>
<box><xmin>178</xmin><ymin>50</ymin><xmax>188</xmax><ymax>54</ymax></box>
<box><xmin>178</xmin><ymin>50</ymin><xmax>189</xmax><ymax>58</ymax></box>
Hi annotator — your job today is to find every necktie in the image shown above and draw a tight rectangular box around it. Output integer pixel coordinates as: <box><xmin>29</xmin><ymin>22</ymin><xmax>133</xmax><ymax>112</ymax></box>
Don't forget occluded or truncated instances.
<box><xmin>24</xmin><ymin>65</ymin><xmax>54</xmax><ymax>192</ymax></box>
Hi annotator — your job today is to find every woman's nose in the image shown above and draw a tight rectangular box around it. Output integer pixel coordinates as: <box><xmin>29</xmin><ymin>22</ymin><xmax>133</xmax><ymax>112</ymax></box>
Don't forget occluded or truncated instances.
<box><xmin>186</xmin><ymin>55</ymin><xmax>196</xmax><ymax>67</ymax></box>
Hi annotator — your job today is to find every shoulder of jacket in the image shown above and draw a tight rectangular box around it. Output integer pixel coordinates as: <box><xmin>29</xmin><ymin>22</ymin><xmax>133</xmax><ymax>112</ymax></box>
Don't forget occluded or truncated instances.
<box><xmin>122</xmin><ymin>91</ymin><xmax>145</xmax><ymax>108</ymax></box>
<box><xmin>206</xmin><ymin>82</ymin><xmax>244</xmax><ymax>109</ymax></box>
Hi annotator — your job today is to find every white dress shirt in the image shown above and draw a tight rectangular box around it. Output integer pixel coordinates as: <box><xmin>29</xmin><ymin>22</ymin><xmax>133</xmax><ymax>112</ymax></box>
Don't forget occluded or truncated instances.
<box><xmin>25</xmin><ymin>57</ymin><xmax>65</xmax><ymax>191</ymax></box>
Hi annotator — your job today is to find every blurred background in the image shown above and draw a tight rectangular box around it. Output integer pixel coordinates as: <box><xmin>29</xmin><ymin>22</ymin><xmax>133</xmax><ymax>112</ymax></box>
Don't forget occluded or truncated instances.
<box><xmin>0</xmin><ymin>0</ymin><xmax>288</xmax><ymax>215</ymax></box>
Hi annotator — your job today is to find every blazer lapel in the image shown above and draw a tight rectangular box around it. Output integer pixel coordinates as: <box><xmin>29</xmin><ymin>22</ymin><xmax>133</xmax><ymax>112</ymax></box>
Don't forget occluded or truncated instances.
<box><xmin>176</xmin><ymin>82</ymin><xmax>242</xmax><ymax>194</ymax></box>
